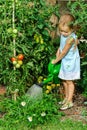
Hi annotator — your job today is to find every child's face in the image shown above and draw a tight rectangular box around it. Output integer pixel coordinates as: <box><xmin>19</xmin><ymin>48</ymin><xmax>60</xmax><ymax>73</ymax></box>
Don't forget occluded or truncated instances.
<box><xmin>59</xmin><ymin>24</ymin><xmax>73</xmax><ymax>37</ymax></box>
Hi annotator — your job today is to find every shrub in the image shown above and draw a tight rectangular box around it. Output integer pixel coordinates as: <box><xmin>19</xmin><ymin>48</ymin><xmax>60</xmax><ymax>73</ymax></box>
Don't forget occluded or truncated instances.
<box><xmin>67</xmin><ymin>0</ymin><xmax>87</xmax><ymax>38</ymax></box>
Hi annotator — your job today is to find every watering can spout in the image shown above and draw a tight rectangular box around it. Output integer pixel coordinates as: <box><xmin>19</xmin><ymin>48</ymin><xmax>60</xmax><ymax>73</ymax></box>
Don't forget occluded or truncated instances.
<box><xmin>26</xmin><ymin>57</ymin><xmax>61</xmax><ymax>98</ymax></box>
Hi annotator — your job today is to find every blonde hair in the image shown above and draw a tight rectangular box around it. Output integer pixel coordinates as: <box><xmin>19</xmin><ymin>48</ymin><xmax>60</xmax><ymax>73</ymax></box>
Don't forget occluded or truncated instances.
<box><xmin>59</xmin><ymin>13</ymin><xmax>75</xmax><ymax>30</ymax></box>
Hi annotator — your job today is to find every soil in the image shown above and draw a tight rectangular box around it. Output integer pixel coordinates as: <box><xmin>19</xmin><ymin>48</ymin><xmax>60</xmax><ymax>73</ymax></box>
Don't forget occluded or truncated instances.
<box><xmin>0</xmin><ymin>85</ymin><xmax>87</xmax><ymax>124</ymax></box>
<box><xmin>0</xmin><ymin>85</ymin><xmax>6</xmax><ymax>95</ymax></box>
<box><xmin>0</xmin><ymin>85</ymin><xmax>6</xmax><ymax>118</ymax></box>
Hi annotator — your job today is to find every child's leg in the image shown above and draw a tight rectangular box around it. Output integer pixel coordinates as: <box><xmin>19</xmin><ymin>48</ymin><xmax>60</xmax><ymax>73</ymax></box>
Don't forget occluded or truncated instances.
<box><xmin>66</xmin><ymin>80</ymin><xmax>75</xmax><ymax>103</ymax></box>
<box><xmin>62</xmin><ymin>80</ymin><xmax>69</xmax><ymax>99</ymax></box>
<box><xmin>59</xmin><ymin>81</ymin><xmax>68</xmax><ymax>105</ymax></box>
<box><xmin>60</xmin><ymin>80</ymin><xmax>75</xmax><ymax>110</ymax></box>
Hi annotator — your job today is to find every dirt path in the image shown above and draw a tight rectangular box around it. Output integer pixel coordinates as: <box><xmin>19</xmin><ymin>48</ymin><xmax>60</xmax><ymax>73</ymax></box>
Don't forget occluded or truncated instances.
<box><xmin>60</xmin><ymin>92</ymin><xmax>87</xmax><ymax>124</ymax></box>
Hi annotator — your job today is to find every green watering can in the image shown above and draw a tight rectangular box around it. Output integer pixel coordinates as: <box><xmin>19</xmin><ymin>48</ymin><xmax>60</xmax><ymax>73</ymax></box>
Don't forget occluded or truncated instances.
<box><xmin>27</xmin><ymin>57</ymin><xmax>61</xmax><ymax>98</ymax></box>
<box><xmin>42</xmin><ymin>58</ymin><xmax>61</xmax><ymax>85</ymax></box>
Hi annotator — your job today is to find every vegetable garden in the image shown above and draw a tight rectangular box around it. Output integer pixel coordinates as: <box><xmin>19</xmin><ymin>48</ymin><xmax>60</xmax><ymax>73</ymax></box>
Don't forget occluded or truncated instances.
<box><xmin>0</xmin><ymin>0</ymin><xmax>87</xmax><ymax>129</ymax></box>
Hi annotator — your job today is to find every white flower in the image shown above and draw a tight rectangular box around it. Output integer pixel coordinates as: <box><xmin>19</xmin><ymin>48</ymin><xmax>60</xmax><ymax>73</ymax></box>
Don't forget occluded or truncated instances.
<box><xmin>21</xmin><ymin>101</ymin><xmax>26</xmax><ymax>106</ymax></box>
<box><xmin>41</xmin><ymin>112</ymin><xmax>46</xmax><ymax>117</ymax></box>
<box><xmin>27</xmin><ymin>116</ymin><xmax>33</xmax><ymax>122</ymax></box>
<box><xmin>80</xmin><ymin>39</ymin><xmax>87</xmax><ymax>43</ymax></box>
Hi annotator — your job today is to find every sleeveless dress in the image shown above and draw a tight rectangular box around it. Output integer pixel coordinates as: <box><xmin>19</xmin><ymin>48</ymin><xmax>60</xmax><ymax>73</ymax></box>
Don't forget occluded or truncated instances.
<box><xmin>58</xmin><ymin>32</ymin><xmax>80</xmax><ymax>80</ymax></box>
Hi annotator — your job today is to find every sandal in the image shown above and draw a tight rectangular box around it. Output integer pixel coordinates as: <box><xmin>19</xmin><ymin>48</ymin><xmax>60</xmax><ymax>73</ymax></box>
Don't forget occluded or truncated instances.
<box><xmin>60</xmin><ymin>102</ymin><xmax>73</xmax><ymax>110</ymax></box>
<box><xmin>58</xmin><ymin>98</ymin><xmax>67</xmax><ymax>105</ymax></box>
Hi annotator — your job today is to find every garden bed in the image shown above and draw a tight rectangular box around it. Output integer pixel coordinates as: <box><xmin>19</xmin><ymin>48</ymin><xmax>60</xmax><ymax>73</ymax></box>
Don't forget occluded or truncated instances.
<box><xmin>0</xmin><ymin>1</ymin><xmax>87</xmax><ymax>129</ymax></box>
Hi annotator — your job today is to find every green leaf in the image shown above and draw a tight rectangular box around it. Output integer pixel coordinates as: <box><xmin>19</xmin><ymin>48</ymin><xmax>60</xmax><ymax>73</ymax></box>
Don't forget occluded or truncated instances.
<box><xmin>37</xmin><ymin>24</ymin><xmax>44</xmax><ymax>29</ymax></box>
<box><xmin>81</xmin><ymin>62</ymin><xmax>87</xmax><ymax>66</ymax></box>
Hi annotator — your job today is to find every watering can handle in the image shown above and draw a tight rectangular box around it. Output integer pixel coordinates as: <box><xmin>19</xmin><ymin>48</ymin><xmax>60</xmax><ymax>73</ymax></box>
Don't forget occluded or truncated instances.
<box><xmin>36</xmin><ymin>74</ymin><xmax>53</xmax><ymax>87</ymax></box>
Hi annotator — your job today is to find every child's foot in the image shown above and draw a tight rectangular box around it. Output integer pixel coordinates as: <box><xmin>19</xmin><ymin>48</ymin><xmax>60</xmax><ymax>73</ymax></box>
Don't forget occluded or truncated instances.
<box><xmin>60</xmin><ymin>102</ymin><xmax>73</xmax><ymax>110</ymax></box>
<box><xmin>58</xmin><ymin>98</ymin><xmax>67</xmax><ymax>105</ymax></box>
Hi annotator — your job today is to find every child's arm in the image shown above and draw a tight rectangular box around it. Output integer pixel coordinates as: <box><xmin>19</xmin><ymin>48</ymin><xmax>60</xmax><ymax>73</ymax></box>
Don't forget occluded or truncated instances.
<box><xmin>52</xmin><ymin>37</ymin><xmax>74</xmax><ymax>64</ymax></box>
<box><xmin>56</xmin><ymin>48</ymin><xmax>60</xmax><ymax>57</ymax></box>
<box><xmin>74</xmin><ymin>38</ymin><xmax>79</xmax><ymax>50</ymax></box>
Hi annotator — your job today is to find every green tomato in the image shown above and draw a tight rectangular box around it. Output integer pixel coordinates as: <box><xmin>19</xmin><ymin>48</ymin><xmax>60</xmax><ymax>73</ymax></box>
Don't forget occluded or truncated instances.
<box><xmin>13</xmin><ymin>29</ymin><xmax>18</xmax><ymax>34</ymax></box>
<box><xmin>18</xmin><ymin>60</ymin><xmax>23</xmax><ymax>65</ymax></box>
<box><xmin>13</xmin><ymin>61</ymin><xmax>17</xmax><ymax>65</ymax></box>
<box><xmin>15</xmin><ymin>63</ymin><xmax>20</xmax><ymax>68</ymax></box>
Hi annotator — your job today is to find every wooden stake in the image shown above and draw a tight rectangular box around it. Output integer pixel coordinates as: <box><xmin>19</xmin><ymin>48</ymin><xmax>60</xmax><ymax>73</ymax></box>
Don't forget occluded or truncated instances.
<box><xmin>12</xmin><ymin>0</ymin><xmax>16</xmax><ymax>57</ymax></box>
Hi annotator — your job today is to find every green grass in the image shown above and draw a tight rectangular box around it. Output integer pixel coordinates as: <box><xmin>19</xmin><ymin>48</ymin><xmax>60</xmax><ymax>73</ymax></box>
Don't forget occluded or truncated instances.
<box><xmin>0</xmin><ymin>95</ymin><xmax>87</xmax><ymax>130</ymax></box>
<box><xmin>33</xmin><ymin>119</ymin><xmax>87</xmax><ymax>130</ymax></box>
<box><xmin>0</xmin><ymin>117</ymin><xmax>87</xmax><ymax>130</ymax></box>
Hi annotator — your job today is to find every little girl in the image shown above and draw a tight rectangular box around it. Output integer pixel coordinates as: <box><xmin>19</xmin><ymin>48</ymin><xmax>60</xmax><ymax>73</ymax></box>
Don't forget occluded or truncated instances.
<box><xmin>52</xmin><ymin>13</ymin><xmax>80</xmax><ymax>110</ymax></box>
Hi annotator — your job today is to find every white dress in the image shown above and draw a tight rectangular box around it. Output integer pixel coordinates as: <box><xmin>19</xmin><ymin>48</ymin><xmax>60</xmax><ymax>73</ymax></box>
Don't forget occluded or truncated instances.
<box><xmin>58</xmin><ymin>33</ymin><xmax>80</xmax><ymax>80</ymax></box>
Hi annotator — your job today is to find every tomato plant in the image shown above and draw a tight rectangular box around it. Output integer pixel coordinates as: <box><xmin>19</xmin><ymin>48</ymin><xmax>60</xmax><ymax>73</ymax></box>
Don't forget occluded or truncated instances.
<box><xmin>0</xmin><ymin>0</ymin><xmax>50</xmax><ymax>95</ymax></box>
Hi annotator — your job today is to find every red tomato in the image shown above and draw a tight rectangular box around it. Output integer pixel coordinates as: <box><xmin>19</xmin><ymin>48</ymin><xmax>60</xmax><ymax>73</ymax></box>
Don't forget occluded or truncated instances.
<box><xmin>10</xmin><ymin>57</ymin><xmax>16</xmax><ymax>62</ymax></box>
<box><xmin>17</xmin><ymin>54</ymin><xmax>24</xmax><ymax>60</ymax></box>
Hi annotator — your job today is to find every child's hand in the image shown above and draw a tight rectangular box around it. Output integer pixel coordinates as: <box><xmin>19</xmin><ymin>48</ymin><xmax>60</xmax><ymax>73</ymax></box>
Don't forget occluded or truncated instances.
<box><xmin>51</xmin><ymin>59</ymin><xmax>57</xmax><ymax>64</ymax></box>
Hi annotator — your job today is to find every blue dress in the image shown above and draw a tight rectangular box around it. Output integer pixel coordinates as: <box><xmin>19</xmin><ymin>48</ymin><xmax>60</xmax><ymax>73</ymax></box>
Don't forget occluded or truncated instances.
<box><xmin>58</xmin><ymin>33</ymin><xmax>80</xmax><ymax>80</ymax></box>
